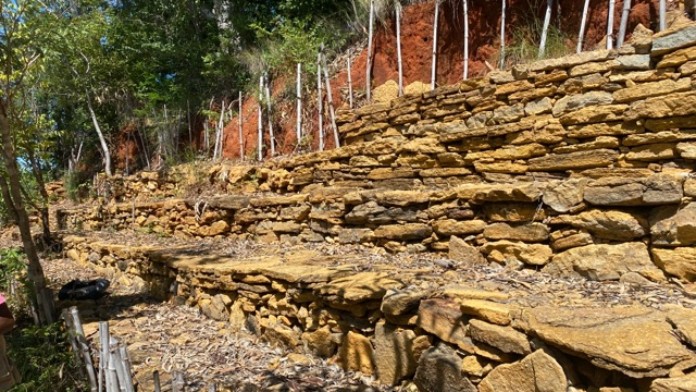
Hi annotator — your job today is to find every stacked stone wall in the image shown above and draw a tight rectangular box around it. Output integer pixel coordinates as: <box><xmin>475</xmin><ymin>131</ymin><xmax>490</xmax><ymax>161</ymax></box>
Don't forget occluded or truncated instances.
<box><xmin>58</xmin><ymin>24</ymin><xmax>696</xmax><ymax>285</ymax></box>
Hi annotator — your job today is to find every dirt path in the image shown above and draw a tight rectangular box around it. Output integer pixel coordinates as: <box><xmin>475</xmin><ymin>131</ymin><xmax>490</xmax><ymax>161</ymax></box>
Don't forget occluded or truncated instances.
<box><xmin>43</xmin><ymin>256</ymin><xmax>393</xmax><ymax>392</ymax></box>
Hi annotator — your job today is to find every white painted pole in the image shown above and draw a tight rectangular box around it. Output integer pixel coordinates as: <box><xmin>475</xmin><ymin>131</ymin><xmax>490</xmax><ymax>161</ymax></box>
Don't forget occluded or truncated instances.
<box><xmin>347</xmin><ymin>56</ymin><xmax>354</xmax><ymax>108</ymax></box>
<box><xmin>258</xmin><ymin>76</ymin><xmax>263</xmax><ymax>161</ymax></box>
<box><xmin>500</xmin><ymin>0</ymin><xmax>506</xmax><ymax>69</ymax></box>
<box><xmin>215</xmin><ymin>100</ymin><xmax>225</xmax><ymax>159</ymax></box>
<box><xmin>296</xmin><ymin>63</ymin><xmax>302</xmax><ymax>145</ymax></box>
<box><xmin>321</xmin><ymin>52</ymin><xmax>341</xmax><ymax>148</ymax></box>
<box><xmin>607</xmin><ymin>0</ymin><xmax>615</xmax><ymax>49</ymax></box>
<box><xmin>264</xmin><ymin>73</ymin><xmax>275</xmax><ymax>156</ymax></box>
<box><xmin>238</xmin><ymin>91</ymin><xmax>243</xmax><ymax>159</ymax></box>
<box><xmin>431</xmin><ymin>0</ymin><xmax>440</xmax><ymax>90</ymax></box>
<box><xmin>577</xmin><ymin>0</ymin><xmax>590</xmax><ymax>53</ymax></box>
<box><xmin>463</xmin><ymin>0</ymin><xmax>469</xmax><ymax>80</ymax></box>
<box><xmin>659</xmin><ymin>0</ymin><xmax>666</xmax><ymax>31</ymax></box>
<box><xmin>617</xmin><ymin>0</ymin><xmax>631</xmax><ymax>47</ymax></box>
<box><xmin>366</xmin><ymin>0</ymin><xmax>375</xmax><ymax>102</ymax></box>
<box><xmin>396</xmin><ymin>2</ymin><xmax>404</xmax><ymax>95</ymax></box>
<box><xmin>539</xmin><ymin>0</ymin><xmax>553</xmax><ymax>58</ymax></box>
<box><xmin>317</xmin><ymin>51</ymin><xmax>325</xmax><ymax>151</ymax></box>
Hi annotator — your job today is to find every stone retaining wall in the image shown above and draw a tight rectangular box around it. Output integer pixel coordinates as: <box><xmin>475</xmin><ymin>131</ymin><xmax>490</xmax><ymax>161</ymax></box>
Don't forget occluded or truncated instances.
<box><xmin>58</xmin><ymin>23</ymin><xmax>696</xmax><ymax>285</ymax></box>
<box><xmin>62</xmin><ymin>235</ymin><xmax>696</xmax><ymax>391</ymax></box>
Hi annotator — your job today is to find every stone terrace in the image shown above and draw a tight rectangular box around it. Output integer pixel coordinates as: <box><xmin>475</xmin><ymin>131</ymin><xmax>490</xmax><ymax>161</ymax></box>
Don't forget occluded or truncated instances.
<box><xmin>53</xmin><ymin>20</ymin><xmax>696</xmax><ymax>392</ymax></box>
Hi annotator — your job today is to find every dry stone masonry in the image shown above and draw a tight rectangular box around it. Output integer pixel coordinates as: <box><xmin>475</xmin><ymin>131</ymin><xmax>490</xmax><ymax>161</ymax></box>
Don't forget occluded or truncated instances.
<box><xmin>57</xmin><ymin>22</ymin><xmax>696</xmax><ymax>391</ymax></box>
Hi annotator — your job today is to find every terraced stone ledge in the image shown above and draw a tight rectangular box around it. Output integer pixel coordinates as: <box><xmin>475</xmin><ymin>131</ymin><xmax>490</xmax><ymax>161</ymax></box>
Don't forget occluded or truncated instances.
<box><xmin>63</xmin><ymin>234</ymin><xmax>696</xmax><ymax>391</ymax></box>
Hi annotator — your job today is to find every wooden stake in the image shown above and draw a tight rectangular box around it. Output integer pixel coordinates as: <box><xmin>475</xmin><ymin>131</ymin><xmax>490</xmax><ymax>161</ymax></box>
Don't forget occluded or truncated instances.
<box><xmin>539</xmin><ymin>0</ymin><xmax>553</xmax><ymax>58</ymax></box>
<box><xmin>617</xmin><ymin>0</ymin><xmax>631</xmax><ymax>47</ymax></box>
<box><xmin>296</xmin><ymin>63</ymin><xmax>302</xmax><ymax>145</ymax></box>
<box><xmin>347</xmin><ymin>56</ymin><xmax>354</xmax><ymax>108</ymax></box>
<box><xmin>258</xmin><ymin>76</ymin><xmax>263</xmax><ymax>161</ymax></box>
<box><xmin>396</xmin><ymin>2</ymin><xmax>404</xmax><ymax>95</ymax></box>
<box><xmin>70</xmin><ymin>307</ymin><xmax>98</xmax><ymax>392</ymax></box>
<box><xmin>264</xmin><ymin>73</ymin><xmax>275</xmax><ymax>156</ymax></box>
<box><xmin>153</xmin><ymin>371</ymin><xmax>162</xmax><ymax>392</ymax></box>
<box><xmin>463</xmin><ymin>0</ymin><xmax>469</xmax><ymax>80</ymax></box>
<box><xmin>431</xmin><ymin>0</ymin><xmax>440</xmax><ymax>90</ymax></box>
<box><xmin>500</xmin><ymin>0</ymin><xmax>506</xmax><ymax>69</ymax></box>
<box><xmin>238</xmin><ymin>91</ymin><xmax>244</xmax><ymax>159</ymax></box>
<box><xmin>321</xmin><ymin>51</ymin><xmax>340</xmax><ymax>148</ymax></box>
<box><xmin>577</xmin><ymin>0</ymin><xmax>590</xmax><ymax>53</ymax></box>
<box><xmin>607</xmin><ymin>0</ymin><xmax>615</xmax><ymax>49</ymax></box>
<box><xmin>366</xmin><ymin>0</ymin><xmax>375</xmax><ymax>102</ymax></box>
<box><xmin>317</xmin><ymin>50</ymin><xmax>325</xmax><ymax>151</ymax></box>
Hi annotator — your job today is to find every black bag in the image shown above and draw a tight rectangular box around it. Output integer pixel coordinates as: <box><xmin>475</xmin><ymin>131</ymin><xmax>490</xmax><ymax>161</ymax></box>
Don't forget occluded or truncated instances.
<box><xmin>58</xmin><ymin>279</ymin><xmax>110</xmax><ymax>300</ymax></box>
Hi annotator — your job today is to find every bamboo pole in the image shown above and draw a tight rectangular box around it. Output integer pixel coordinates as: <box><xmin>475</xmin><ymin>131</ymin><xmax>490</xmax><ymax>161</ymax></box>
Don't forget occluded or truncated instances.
<box><xmin>607</xmin><ymin>0</ymin><xmax>615</xmax><ymax>49</ymax></box>
<box><xmin>106</xmin><ymin>351</ymin><xmax>119</xmax><ymax>392</ymax></box>
<box><xmin>119</xmin><ymin>346</ymin><xmax>135</xmax><ymax>392</ymax></box>
<box><xmin>70</xmin><ymin>307</ymin><xmax>98</xmax><ymax>392</ymax></box>
<box><xmin>396</xmin><ymin>2</ymin><xmax>404</xmax><ymax>95</ymax></box>
<box><xmin>317</xmin><ymin>50</ymin><xmax>325</xmax><ymax>151</ymax></box>
<box><xmin>111</xmin><ymin>342</ymin><xmax>129</xmax><ymax>392</ymax></box>
<box><xmin>500</xmin><ymin>0</ymin><xmax>506</xmax><ymax>68</ymax></box>
<box><xmin>659</xmin><ymin>0</ymin><xmax>666</xmax><ymax>31</ymax></box>
<box><xmin>215</xmin><ymin>100</ymin><xmax>225</xmax><ymax>159</ymax></box>
<box><xmin>431</xmin><ymin>0</ymin><xmax>440</xmax><ymax>90</ymax></box>
<box><xmin>321</xmin><ymin>51</ymin><xmax>340</xmax><ymax>148</ymax></box>
<box><xmin>366</xmin><ymin>0</ymin><xmax>375</xmax><ymax>102</ymax></box>
<box><xmin>617</xmin><ymin>0</ymin><xmax>631</xmax><ymax>47</ymax></box>
<box><xmin>347</xmin><ymin>56</ymin><xmax>354</xmax><ymax>107</ymax></box>
<box><xmin>61</xmin><ymin>310</ymin><xmax>87</xmax><ymax>382</ymax></box>
<box><xmin>264</xmin><ymin>73</ymin><xmax>275</xmax><ymax>156</ymax></box>
<box><xmin>463</xmin><ymin>0</ymin><xmax>469</xmax><ymax>80</ymax></box>
<box><xmin>296</xmin><ymin>63</ymin><xmax>302</xmax><ymax>145</ymax></box>
<box><xmin>258</xmin><ymin>76</ymin><xmax>263</xmax><ymax>161</ymax></box>
<box><xmin>172</xmin><ymin>371</ymin><xmax>186</xmax><ymax>392</ymax></box>
<box><xmin>577</xmin><ymin>0</ymin><xmax>590</xmax><ymax>53</ymax></box>
<box><xmin>99</xmin><ymin>321</ymin><xmax>110</xmax><ymax>392</ymax></box>
<box><xmin>238</xmin><ymin>91</ymin><xmax>243</xmax><ymax>159</ymax></box>
<box><xmin>539</xmin><ymin>0</ymin><xmax>553</xmax><ymax>58</ymax></box>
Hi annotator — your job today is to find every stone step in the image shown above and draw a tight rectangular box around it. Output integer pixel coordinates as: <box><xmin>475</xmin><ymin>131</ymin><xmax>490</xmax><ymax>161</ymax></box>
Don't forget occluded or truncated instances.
<box><xmin>62</xmin><ymin>232</ymin><xmax>696</xmax><ymax>391</ymax></box>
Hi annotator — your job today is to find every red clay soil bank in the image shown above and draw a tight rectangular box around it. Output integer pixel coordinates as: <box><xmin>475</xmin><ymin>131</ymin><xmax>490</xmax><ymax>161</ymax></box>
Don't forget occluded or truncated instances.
<box><xmin>208</xmin><ymin>0</ymin><xmax>660</xmax><ymax>160</ymax></box>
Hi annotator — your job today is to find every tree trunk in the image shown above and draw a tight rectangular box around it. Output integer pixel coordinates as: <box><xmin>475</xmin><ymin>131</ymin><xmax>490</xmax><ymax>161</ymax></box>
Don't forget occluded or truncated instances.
<box><xmin>296</xmin><ymin>63</ymin><xmax>302</xmax><ymax>144</ymax></box>
<box><xmin>26</xmin><ymin>147</ymin><xmax>51</xmax><ymax>243</ymax></box>
<box><xmin>659</xmin><ymin>0</ymin><xmax>666</xmax><ymax>31</ymax></box>
<box><xmin>396</xmin><ymin>2</ymin><xmax>404</xmax><ymax>95</ymax></box>
<box><xmin>617</xmin><ymin>0</ymin><xmax>631</xmax><ymax>47</ymax></box>
<box><xmin>500</xmin><ymin>0</ymin><xmax>506</xmax><ymax>69</ymax></box>
<box><xmin>258</xmin><ymin>76</ymin><xmax>263</xmax><ymax>161</ymax></box>
<box><xmin>0</xmin><ymin>102</ymin><xmax>55</xmax><ymax>325</ymax></box>
<box><xmin>86</xmin><ymin>91</ymin><xmax>112</xmax><ymax>177</ymax></box>
<box><xmin>317</xmin><ymin>50</ymin><xmax>325</xmax><ymax>151</ymax></box>
<box><xmin>366</xmin><ymin>0</ymin><xmax>375</xmax><ymax>102</ymax></box>
<box><xmin>577</xmin><ymin>0</ymin><xmax>590</xmax><ymax>53</ymax></box>
<box><xmin>539</xmin><ymin>0</ymin><xmax>553</xmax><ymax>58</ymax></box>
<box><xmin>321</xmin><ymin>52</ymin><xmax>340</xmax><ymax>148</ymax></box>
<box><xmin>431</xmin><ymin>0</ymin><xmax>440</xmax><ymax>90</ymax></box>
<box><xmin>607</xmin><ymin>0</ymin><xmax>615</xmax><ymax>49</ymax></box>
<box><xmin>463</xmin><ymin>0</ymin><xmax>469</xmax><ymax>80</ymax></box>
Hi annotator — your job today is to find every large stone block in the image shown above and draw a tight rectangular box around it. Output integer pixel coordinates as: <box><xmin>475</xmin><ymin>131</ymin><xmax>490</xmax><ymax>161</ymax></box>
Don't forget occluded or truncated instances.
<box><xmin>337</xmin><ymin>331</ymin><xmax>375</xmax><ymax>375</ymax></box>
<box><xmin>651</xmin><ymin>25</ymin><xmax>696</xmax><ymax>55</ymax></box>
<box><xmin>551</xmin><ymin>210</ymin><xmax>647</xmax><ymax>241</ymax></box>
<box><xmin>478</xmin><ymin>350</ymin><xmax>567</xmax><ymax>392</ymax></box>
<box><xmin>528</xmin><ymin>149</ymin><xmax>618</xmax><ymax>171</ymax></box>
<box><xmin>481</xmin><ymin>240</ymin><xmax>553</xmax><ymax>266</ymax></box>
<box><xmin>651</xmin><ymin>247</ymin><xmax>696</xmax><ymax>281</ymax></box>
<box><xmin>650</xmin><ymin>203</ymin><xmax>696</xmax><ymax>246</ymax></box>
<box><xmin>584</xmin><ymin>175</ymin><xmax>683</xmax><ymax>206</ymax></box>
<box><xmin>625</xmin><ymin>91</ymin><xmax>696</xmax><ymax>120</ymax></box>
<box><xmin>373</xmin><ymin>322</ymin><xmax>418</xmax><ymax>385</ymax></box>
<box><xmin>483</xmin><ymin>222</ymin><xmax>549</xmax><ymax>242</ymax></box>
<box><xmin>552</xmin><ymin>91</ymin><xmax>614</xmax><ymax>116</ymax></box>
<box><xmin>469</xmin><ymin>319</ymin><xmax>531</xmax><ymax>355</ymax></box>
<box><xmin>543</xmin><ymin>243</ymin><xmax>665</xmax><ymax>282</ymax></box>
<box><xmin>414</xmin><ymin>343</ymin><xmax>477</xmax><ymax>392</ymax></box>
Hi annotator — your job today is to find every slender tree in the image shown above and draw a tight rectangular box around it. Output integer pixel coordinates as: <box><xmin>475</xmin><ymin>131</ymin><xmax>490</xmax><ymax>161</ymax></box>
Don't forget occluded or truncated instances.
<box><xmin>617</xmin><ymin>0</ymin><xmax>632</xmax><ymax>47</ymax></box>
<box><xmin>431</xmin><ymin>0</ymin><xmax>440</xmax><ymax>90</ymax></box>
<box><xmin>463</xmin><ymin>0</ymin><xmax>469</xmax><ymax>80</ymax></box>
<box><xmin>500</xmin><ymin>0</ymin><xmax>507</xmax><ymax>68</ymax></box>
<box><xmin>607</xmin><ymin>0</ymin><xmax>615</xmax><ymax>49</ymax></box>
<box><xmin>539</xmin><ymin>0</ymin><xmax>553</xmax><ymax>58</ymax></box>
<box><xmin>296</xmin><ymin>63</ymin><xmax>302</xmax><ymax>145</ymax></box>
<box><xmin>577</xmin><ymin>0</ymin><xmax>590</xmax><ymax>53</ymax></box>
<box><xmin>317</xmin><ymin>50</ymin><xmax>325</xmax><ymax>151</ymax></box>
<box><xmin>321</xmin><ymin>51</ymin><xmax>340</xmax><ymax>148</ymax></box>
<box><xmin>258</xmin><ymin>76</ymin><xmax>263</xmax><ymax>161</ymax></box>
<box><xmin>238</xmin><ymin>92</ymin><xmax>244</xmax><ymax>159</ymax></box>
<box><xmin>366</xmin><ymin>0</ymin><xmax>375</xmax><ymax>102</ymax></box>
